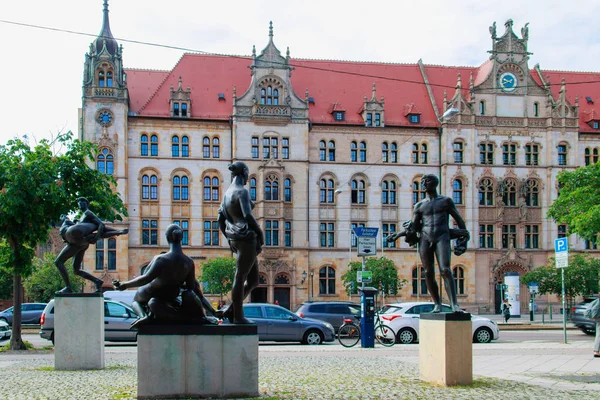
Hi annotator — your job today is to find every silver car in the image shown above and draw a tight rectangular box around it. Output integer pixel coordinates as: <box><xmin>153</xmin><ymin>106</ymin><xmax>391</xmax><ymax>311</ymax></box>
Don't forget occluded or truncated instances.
<box><xmin>0</xmin><ymin>319</ymin><xmax>11</xmax><ymax>341</ymax></box>
<box><xmin>40</xmin><ymin>299</ymin><xmax>138</xmax><ymax>344</ymax></box>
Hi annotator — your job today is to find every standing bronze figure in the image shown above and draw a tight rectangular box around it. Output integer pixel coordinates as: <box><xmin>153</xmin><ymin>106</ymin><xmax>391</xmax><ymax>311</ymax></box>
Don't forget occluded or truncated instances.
<box><xmin>217</xmin><ymin>162</ymin><xmax>264</xmax><ymax>324</ymax></box>
<box><xmin>55</xmin><ymin>197</ymin><xmax>128</xmax><ymax>294</ymax></box>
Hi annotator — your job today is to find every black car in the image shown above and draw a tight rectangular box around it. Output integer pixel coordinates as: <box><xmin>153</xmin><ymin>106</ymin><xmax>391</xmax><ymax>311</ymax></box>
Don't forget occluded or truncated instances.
<box><xmin>0</xmin><ymin>303</ymin><xmax>47</xmax><ymax>326</ymax></box>
<box><xmin>295</xmin><ymin>301</ymin><xmax>361</xmax><ymax>332</ymax></box>
<box><xmin>571</xmin><ymin>297</ymin><xmax>598</xmax><ymax>335</ymax></box>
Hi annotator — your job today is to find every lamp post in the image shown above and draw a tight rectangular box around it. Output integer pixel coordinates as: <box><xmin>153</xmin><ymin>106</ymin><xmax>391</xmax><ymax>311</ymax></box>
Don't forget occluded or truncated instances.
<box><xmin>309</xmin><ymin>270</ymin><xmax>314</xmax><ymax>301</ymax></box>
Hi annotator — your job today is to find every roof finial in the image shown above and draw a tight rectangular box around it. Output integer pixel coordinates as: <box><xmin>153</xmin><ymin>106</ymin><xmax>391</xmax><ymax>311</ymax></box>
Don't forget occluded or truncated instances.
<box><xmin>371</xmin><ymin>82</ymin><xmax>377</xmax><ymax>101</ymax></box>
<box><xmin>269</xmin><ymin>21</ymin><xmax>273</xmax><ymax>39</ymax></box>
<box><xmin>178</xmin><ymin>76</ymin><xmax>183</xmax><ymax>90</ymax></box>
<box><xmin>103</xmin><ymin>0</ymin><xmax>109</xmax><ymax>12</ymax></box>
<box><xmin>252</xmin><ymin>45</ymin><xmax>256</xmax><ymax>58</ymax></box>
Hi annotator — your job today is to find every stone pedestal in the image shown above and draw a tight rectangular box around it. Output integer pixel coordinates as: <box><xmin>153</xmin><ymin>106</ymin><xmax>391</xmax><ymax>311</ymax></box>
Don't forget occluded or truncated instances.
<box><xmin>137</xmin><ymin>324</ymin><xmax>258</xmax><ymax>400</ymax></box>
<box><xmin>419</xmin><ymin>312</ymin><xmax>472</xmax><ymax>386</ymax></box>
<box><xmin>54</xmin><ymin>293</ymin><xmax>104</xmax><ymax>370</ymax></box>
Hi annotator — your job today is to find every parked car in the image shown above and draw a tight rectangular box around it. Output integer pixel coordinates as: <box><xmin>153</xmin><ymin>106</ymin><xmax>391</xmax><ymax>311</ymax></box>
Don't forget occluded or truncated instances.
<box><xmin>40</xmin><ymin>299</ymin><xmax>138</xmax><ymax>344</ymax></box>
<box><xmin>295</xmin><ymin>301</ymin><xmax>361</xmax><ymax>332</ymax></box>
<box><xmin>103</xmin><ymin>290</ymin><xmax>137</xmax><ymax>307</ymax></box>
<box><xmin>571</xmin><ymin>297</ymin><xmax>598</xmax><ymax>335</ymax></box>
<box><xmin>0</xmin><ymin>319</ymin><xmax>11</xmax><ymax>341</ymax></box>
<box><xmin>241</xmin><ymin>303</ymin><xmax>335</xmax><ymax>345</ymax></box>
<box><xmin>380</xmin><ymin>302</ymin><xmax>500</xmax><ymax>344</ymax></box>
<box><xmin>0</xmin><ymin>303</ymin><xmax>47</xmax><ymax>326</ymax></box>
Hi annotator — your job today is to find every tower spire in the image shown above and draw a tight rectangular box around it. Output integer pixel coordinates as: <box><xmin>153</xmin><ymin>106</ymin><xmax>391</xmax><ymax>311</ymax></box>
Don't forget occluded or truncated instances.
<box><xmin>94</xmin><ymin>0</ymin><xmax>118</xmax><ymax>55</ymax></box>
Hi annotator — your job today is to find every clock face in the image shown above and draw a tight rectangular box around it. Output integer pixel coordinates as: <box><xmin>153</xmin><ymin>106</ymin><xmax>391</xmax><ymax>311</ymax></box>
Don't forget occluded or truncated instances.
<box><xmin>96</xmin><ymin>110</ymin><xmax>113</xmax><ymax>127</ymax></box>
<box><xmin>498</xmin><ymin>72</ymin><xmax>518</xmax><ymax>93</ymax></box>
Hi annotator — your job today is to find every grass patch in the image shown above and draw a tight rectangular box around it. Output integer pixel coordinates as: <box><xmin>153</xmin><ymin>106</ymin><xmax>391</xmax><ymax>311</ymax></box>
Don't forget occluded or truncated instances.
<box><xmin>450</xmin><ymin>378</ymin><xmax>498</xmax><ymax>389</ymax></box>
<box><xmin>0</xmin><ymin>340</ymin><xmax>34</xmax><ymax>352</ymax></box>
<box><xmin>34</xmin><ymin>366</ymin><xmax>54</xmax><ymax>372</ymax></box>
<box><xmin>106</xmin><ymin>365</ymin><xmax>134</xmax><ymax>371</ymax></box>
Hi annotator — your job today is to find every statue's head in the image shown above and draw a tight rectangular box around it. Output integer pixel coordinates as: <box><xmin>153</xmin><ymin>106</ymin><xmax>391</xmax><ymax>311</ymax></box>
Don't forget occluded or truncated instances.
<box><xmin>228</xmin><ymin>161</ymin><xmax>249</xmax><ymax>180</ymax></box>
<box><xmin>77</xmin><ymin>197</ymin><xmax>89</xmax><ymax>209</ymax></box>
<box><xmin>421</xmin><ymin>174</ymin><xmax>439</xmax><ymax>189</ymax></box>
<box><xmin>165</xmin><ymin>224</ymin><xmax>183</xmax><ymax>244</ymax></box>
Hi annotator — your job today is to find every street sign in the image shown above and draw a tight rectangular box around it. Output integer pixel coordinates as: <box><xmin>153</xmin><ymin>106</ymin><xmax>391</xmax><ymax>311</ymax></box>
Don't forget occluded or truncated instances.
<box><xmin>529</xmin><ymin>282</ymin><xmax>539</xmax><ymax>294</ymax></box>
<box><xmin>353</xmin><ymin>227</ymin><xmax>379</xmax><ymax>238</ymax></box>
<box><xmin>357</xmin><ymin>271</ymin><xmax>372</xmax><ymax>283</ymax></box>
<box><xmin>355</xmin><ymin>227</ymin><xmax>379</xmax><ymax>256</ymax></box>
<box><xmin>554</xmin><ymin>238</ymin><xmax>569</xmax><ymax>269</ymax></box>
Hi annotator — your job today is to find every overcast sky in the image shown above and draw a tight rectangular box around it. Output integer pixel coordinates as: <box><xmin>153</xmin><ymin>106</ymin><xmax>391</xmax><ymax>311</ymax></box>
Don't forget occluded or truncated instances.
<box><xmin>1</xmin><ymin>0</ymin><xmax>599</xmax><ymax>146</ymax></box>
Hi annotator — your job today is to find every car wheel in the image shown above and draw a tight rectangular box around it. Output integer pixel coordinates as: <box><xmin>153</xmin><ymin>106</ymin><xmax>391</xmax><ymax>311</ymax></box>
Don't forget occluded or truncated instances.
<box><xmin>397</xmin><ymin>328</ymin><xmax>417</xmax><ymax>344</ymax></box>
<box><xmin>582</xmin><ymin>327</ymin><xmax>596</xmax><ymax>336</ymax></box>
<box><xmin>303</xmin><ymin>329</ymin><xmax>323</xmax><ymax>345</ymax></box>
<box><xmin>473</xmin><ymin>327</ymin><xmax>493</xmax><ymax>343</ymax></box>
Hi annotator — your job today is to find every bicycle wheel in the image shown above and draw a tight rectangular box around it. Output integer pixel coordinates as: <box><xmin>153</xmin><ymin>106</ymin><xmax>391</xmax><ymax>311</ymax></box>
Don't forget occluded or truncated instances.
<box><xmin>338</xmin><ymin>323</ymin><xmax>361</xmax><ymax>347</ymax></box>
<box><xmin>374</xmin><ymin>324</ymin><xmax>396</xmax><ymax>347</ymax></box>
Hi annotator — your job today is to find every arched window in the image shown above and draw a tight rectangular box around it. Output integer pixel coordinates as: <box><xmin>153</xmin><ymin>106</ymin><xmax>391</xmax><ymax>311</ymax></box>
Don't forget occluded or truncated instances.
<box><xmin>382</xmin><ymin>142</ymin><xmax>389</xmax><ymax>163</ymax></box>
<box><xmin>171</xmin><ymin>136</ymin><xmax>180</xmax><ymax>157</ymax></box>
<box><xmin>479</xmin><ymin>101</ymin><xmax>485</xmax><ymax>115</ymax></box>
<box><xmin>412</xmin><ymin>143</ymin><xmax>419</xmax><ymax>164</ymax></box>
<box><xmin>249</xmin><ymin>177</ymin><xmax>257</xmax><ymax>201</ymax></box>
<box><xmin>359</xmin><ymin>141</ymin><xmax>367</xmax><ymax>162</ymax></box>
<box><xmin>142</xmin><ymin>174</ymin><xmax>158</xmax><ymax>200</ymax></box>
<box><xmin>265</xmin><ymin>175</ymin><xmax>279</xmax><ymax>201</ymax></box>
<box><xmin>328</xmin><ymin>141</ymin><xmax>336</xmax><ymax>161</ymax></box>
<box><xmin>421</xmin><ymin>143</ymin><xmax>428</xmax><ymax>164</ymax></box>
<box><xmin>319</xmin><ymin>140</ymin><xmax>326</xmax><ymax>161</ymax></box>
<box><xmin>452</xmin><ymin>179</ymin><xmax>463</xmax><ymax>205</ymax></box>
<box><xmin>150</xmin><ymin>135</ymin><xmax>158</xmax><ymax>156</ymax></box>
<box><xmin>203</xmin><ymin>137</ymin><xmax>210</xmax><ymax>158</ymax></box>
<box><xmin>594</xmin><ymin>148</ymin><xmax>599</xmax><ymax>164</ymax></box>
<box><xmin>382</xmin><ymin>180</ymin><xmax>397</xmax><ymax>205</ymax></box>
<box><xmin>350</xmin><ymin>141</ymin><xmax>358</xmax><ymax>162</ymax></box>
<box><xmin>212</xmin><ymin>137</ymin><xmax>220</xmax><ymax>158</ymax></box>
<box><xmin>503</xmin><ymin>179</ymin><xmax>518</xmax><ymax>206</ymax></box>
<box><xmin>98</xmin><ymin>71</ymin><xmax>105</xmax><ymax>87</ymax></box>
<box><xmin>141</xmin><ymin>134</ymin><xmax>148</xmax><ymax>156</ymax></box>
<box><xmin>412</xmin><ymin>179</ymin><xmax>425</xmax><ymax>205</ymax></box>
<box><xmin>261</xmin><ymin>85</ymin><xmax>279</xmax><ymax>105</ymax></box>
<box><xmin>453</xmin><ymin>266</ymin><xmax>465</xmax><ymax>295</ymax></box>
<box><xmin>95</xmin><ymin>239</ymin><xmax>104</xmax><ymax>270</ymax></box>
<box><xmin>106</xmin><ymin>71</ymin><xmax>113</xmax><ymax>87</ymax></box>
<box><xmin>478</xmin><ymin>178</ymin><xmax>494</xmax><ymax>206</ymax></box>
<box><xmin>390</xmin><ymin>142</ymin><xmax>398</xmax><ymax>163</ymax></box>
<box><xmin>97</xmin><ymin>148</ymin><xmax>114</xmax><ymax>175</ymax></box>
<box><xmin>319</xmin><ymin>179</ymin><xmax>335</xmax><ymax>204</ymax></box>
<box><xmin>586</xmin><ymin>148</ymin><xmax>592</xmax><ymax>165</ymax></box>
<box><xmin>412</xmin><ymin>266</ymin><xmax>428</xmax><ymax>295</ymax></box>
<box><xmin>453</xmin><ymin>141</ymin><xmax>464</xmax><ymax>163</ymax></box>
<box><xmin>284</xmin><ymin>178</ymin><xmax>292</xmax><ymax>202</ymax></box>
<box><xmin>533</xmin><ymin>102</ymin><xmax>539</xmax><ymax>117</ymax></box>
<box><xmin>181</xmin><ymin>136</ymin><xmax>189</xmax><ymax>157</ymax></box>
<box><xmin>172</xmin><ymin>175</ymin><xmax>189</xmax><ymax>201</ymax></box>
<box><xmin>274</xmin><ymin>274</ymin><xmax>289</xmax><ymax>285</ymax></box>
<box><xmin>203</xmin><ymin>176</ymin><xmax>220</xmax><ymax>201</ymax></box>
<box><xmin>351</xmin><ymin>179</ymin><xmax>366</xmax><ymax>204</ymax></box>
<box><xmin>524</xmin><ymin>179</ymin><xmax>539</xmax><ymax>207</ymax></box>
<box><xmin>319</xmin><ymin>266</ymin><xmax>335</xmax><ymax>295</ymax></box>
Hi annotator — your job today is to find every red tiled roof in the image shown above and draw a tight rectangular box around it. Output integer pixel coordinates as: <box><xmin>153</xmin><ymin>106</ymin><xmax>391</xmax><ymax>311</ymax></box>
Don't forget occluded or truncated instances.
<box><xmin>403</xmin><ymin>103</ymin><xmax>422</xmax><ymax>116</ymax></box>
<box><xmin>329</xmin><ymin>101</ymin><xmax>346</xmax><ymax>113</ymax></box>
<box><xmin>583</xmin><ymin>109</ymin><xmax>600</xmax><ymax>123</ymax></box>
<box><xmin>126</xmin><ymin>69</ymin><xmax>170</xmax><ymax>114</ymax></box>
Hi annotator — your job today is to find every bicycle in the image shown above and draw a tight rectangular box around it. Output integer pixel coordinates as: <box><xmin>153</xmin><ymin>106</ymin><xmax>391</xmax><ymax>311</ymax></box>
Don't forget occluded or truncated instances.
<box><xmin>338</xmin><ymin>314</ymin><xmax>396</xmax><ymax>347</ymax></box>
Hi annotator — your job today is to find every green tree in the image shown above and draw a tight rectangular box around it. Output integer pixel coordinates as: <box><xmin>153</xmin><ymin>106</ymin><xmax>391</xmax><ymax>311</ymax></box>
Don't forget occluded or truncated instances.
<box><xmin>548</xmin><ymin>162</ymin><xmax>600</xmax><ymax>241</ymax></box>
<box><xmin>23</xmin><ymin>254</ymin><xmax>84</xmax><ymax>303</ymax></box>
<box><xmin>341</xmin><ymin>257</ymin><xmax>406</xmax><ymax>297</ymax></box>
<box><xmin>0</xmin><ymin>133</ymin><xmax>127</xmax><ymax>350</ymax></box>
<box><xmin>201</xmin><ymin>257</ymin><xmax>236</xmax><ymax>303</ymax></box>
<box><xmin>521</xmin><ymin>254</ymin><xmax>600</xmax><ymax>299</ymax></box>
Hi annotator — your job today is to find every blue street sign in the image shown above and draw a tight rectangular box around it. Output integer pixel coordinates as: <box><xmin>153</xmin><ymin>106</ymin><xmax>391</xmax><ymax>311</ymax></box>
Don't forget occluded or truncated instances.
<box><xmin>554</xmin><ymin>237</ymin><xmax>568</xmax><ymax>253</ymax></box>
<box><xmin>353</xmin><ymin>227</ymin><xmax>379</xmax><ymax>238</ymax></box>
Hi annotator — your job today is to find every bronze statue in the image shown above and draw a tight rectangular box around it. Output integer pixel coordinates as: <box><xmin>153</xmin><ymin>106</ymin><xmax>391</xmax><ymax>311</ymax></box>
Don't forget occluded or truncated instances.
<box><xmin>55</xmin><ymin>197</ymin><xmax>128</xmax><ymax>294</ymax></box>
<box><xmin>217</xmin><ymin>162</ymin><xmax>264</xmax><ymax>324</ymax></box>
<box><xmin>387</xmin><ymin>175</ymin><xmax>469</xmax><ymax>312</ymax></box>
<box><xmin>113</xmin><ymin>224</ymin><xmax>215</xmax><ymax>328</ymax></box>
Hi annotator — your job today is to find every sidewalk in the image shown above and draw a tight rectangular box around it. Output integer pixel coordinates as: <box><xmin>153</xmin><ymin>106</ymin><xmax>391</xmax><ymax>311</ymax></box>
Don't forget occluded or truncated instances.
<box><xmin>480</xmin><ymin>312</ymin><xmax>578</xmax><ymax>330</ymax></box>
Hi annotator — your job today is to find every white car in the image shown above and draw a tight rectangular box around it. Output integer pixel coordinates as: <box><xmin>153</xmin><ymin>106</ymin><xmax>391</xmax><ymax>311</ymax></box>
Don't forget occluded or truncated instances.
<box><xmin>0</xmin><ymin>319</ymin><xmax>11</xmax><ymax>341</ymax></box>
<box><xmin>380</xmin><ymin>302</ymin><xmax>499</xmax><ymax>344</ymax></box>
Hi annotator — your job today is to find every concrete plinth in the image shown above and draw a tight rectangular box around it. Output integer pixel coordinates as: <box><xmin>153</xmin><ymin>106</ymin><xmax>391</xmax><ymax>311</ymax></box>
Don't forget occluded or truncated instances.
<box><xmin>419</xmin><ymin>312</ymin><xmax>472</xmax><ymax>386</ymax></box>
<box><xmin>137</xmin><ymin>324</ymin><xmax>258</xmax><ymax>400</ymax></box>
<box><xmin>54</xmin><ymin>293</ymin><xmax>104</xmax><ymax>370</ymax></box>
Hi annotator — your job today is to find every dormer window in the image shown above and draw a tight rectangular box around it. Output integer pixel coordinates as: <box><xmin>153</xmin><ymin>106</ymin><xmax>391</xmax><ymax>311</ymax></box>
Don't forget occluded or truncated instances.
<box><xmin>366</xmin><ymin>113</ymin><xmax>373</xmax><ymax>126</ymax></box>
<box><xmin>173</xmin><ymin>103</ymin><xmax>179</xmax><ymax>116</ymax></box>
<box><xmin>334</xmin><ymin>111</ymin><xmax>345</xmax><ymax>121</ymax></box>
<box><xmin>362</xmin><ymin>83</ymin><xmax>385</xmax><ymax>127</ymax></box>
<box><xmin>181</xmin><ymin>103</ymin><xmax>188</xmax><ymax>117</ymax></box>
<box><xmin>593</xmin><ymin>121</ymin><xmax>599</xmax><ymax>130</ymax></box>
<box><xmin>408</xmin><ymin>114</ymin><xmax>420</xmax><ymax>124</ymax></box>
<box><xmin>170</xmin><ymin>77</ymin><xmax>191</xmax><ymax>118</ymax></box>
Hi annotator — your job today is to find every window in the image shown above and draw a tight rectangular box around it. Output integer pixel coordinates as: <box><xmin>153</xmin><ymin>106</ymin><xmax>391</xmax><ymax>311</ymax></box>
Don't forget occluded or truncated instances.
<box><xmin>409</xmin><ymin>114</ymin><xmax>420</xmax><ymax>124</ymax></box>
<box><xmin>558</xmin><ymin>144</ymin><xmax>567</xmax><ymax>166</ymax></box>
<box><xmin>182</xmin><ymin>136</ymin><xmax>189</xmax><ymax>157</ymax></box>
<box><xmin>95</xmin><ymin>239</ymin><xmax>104</xmax><ymax>270</ymax></box>
<box><xmin>98</xmin><ymin>71</ymin><xmax>105</xmax><ymax>87</ymax></box>
<box><xmin>212</xmin><ymin>137</ymin><xmax>220</xmax><ymax>158</ymax></box>
<box><xmin>173</xmin><ymin>102</ymin><xmax>180</xmax><ymax>116</ymax></box>
<box><xmin>453</xmin><ymin>141</ymin><xmax>464</xmax><ymax>163</ymax></box>
<box><xmin>319</xmin><ymin>179</ymin><xmax>335</xmax><ymax>204</ymax></box>
<box><xmin>106</xmin><ymin>303</ymin><xmax>130</xmax><ymax>319</ymax></box>
<box><xmin>203</xmin><ymin>137</ymin><xmax>210</xmax><ymax>158</ymax></box>
<box><xmin>412</xmin><ymin>267</ymin><xmax>428</xmax><ymax>295</ymax></box>
<box><xmin>251</xmin><ymin>137</ymin><xmax>259</xmax><ymax>159</ymax></box>
<box><xmin>334</xmin><ymin>111</ymin><xmax>345</xmax><ymax>121</ymax></box>
<box><xmin>172</xmin><ymin>175</ymin><xmax>189</xmax><ymax>201</ymax></box>
<box><xmin>319</xmin><ymin>222</ymin><xmax>335</xmax><ymax>247</ymax></box>
<box><xmin>502</xmin><ymin>179</ymin><xmax>517</xmax><ymax>206</ymax></box>
<box><xmin>533</xmin><ymin>102</ymin><xmax>539</xmax><ymax>117</ymax></box>
<box><xmin>383</xmin><ymin>223</ymin><xmax>396</xmax><ymax>248</ymax></box>
<box><xmin>244</xmin><ymin>306</ymin><xmax>263</xmax><ymax>319</ymax></box>
<box><xmin>142</xmin><ymin>174</ymin><xmax>158</xmax><ymax>200</ymax></box>
<box><xmin>142</xmin><ymin>220</ymin><xmax>158</xmax><ymax>245</ymax></box>
<box><xmin>452</xmin><ymin>179</ymin><xmax>463</xmax><ymax>205</ymax></box>
<box><xmin>382</xmin><ymin>142</ymin><xmax>389</xmax><ymax>163</ymax></box>
<box><xmin>203</xmin><ymin>176</ymin><xmax>220</xmax><ymax>202</ymax></box>
<box><xmin>375</xmin><ymin>113</ymin><xmax>382</xmax><ymax>127</ymax></box>
<box><xmin>524</xmin><ymin>179</ymin><xmax>539</xmax><ymax>207</ymax></box>
<box><xmin>479</xmin><ymin>101</ymin><xmax>485</xmax><ymax>115</ymax></box>
<box><xmin>264</xmin><ymin>136</ymin><xmax>279</xmax><ymax>159</ymax></box>
<box><xmin>366</xmin><ymin>113</ymin><xmax>373</xmax><ymax>127</ymax></box>
<box><xmin>97</xmin><ymin>148</ymin><xmax>114</xmax><ymax>175</ymax></box>
<box><xmin>585</xmin><ymin>148</ymin><xmax>591</xmax><ymax>165</ymax></box>
<box><xmin>412</xmin><ymin>179</ymin><xmax>425</xmax><ymax>205</ymax></box>
<box><xmin>171</xmin><ymin>136</ymin><xmax>180</xmax><ymax>157</ymax></box>
<box><xmin>282</xmin><ymin>138</ymin><xmax>289</xmax><ymax>159</ymax></box>
<box><xmin>390</xmin><ymin>143</ymin><xmax>398</xmax><ymax>163</ymax></box>
<box><xmin>141</xmin><ymin>134</ymin><xmax>148</xmax><ymax>156</ymax></box>
<box><xmin>524</xmin><ymin>225</ymin><xmax>539</xmax><ymax>249</ymax></box>
<box><xmin>585</xmin><ymin>239</ymin><xmax>597</xmax><ymax>250</ymax></box>
<box><xmin>319</xmin><ymin>141</ymin><xmax>326</xmax><ymax>161</ymax></box>
<box><xmin>150</xmin><ymin>135</ymin><xmax>158</xmax><ymax>156</ymax></box>
<box><xmin>478</xmin><ymin>178</ymin><xmax>494</xmax><ymax>206</ymax></box>
<box><xmin>558</xmin><ymin>224</ymin><xmax>567</xmax><ymax>239</ymax></box>
<box><xmin>284</xmin><ymin>178</ymin><xmax>292</xmax><ymax>202</ymax></box>
<box><xmin>359</xmin><ymin>142</ymin><xmax>367</xmax><ymax>162</ymax></box>
<box><xmin>525</xmin><ymin>143</ymin><xmax>539</xmax><ymax>166</ymax></box>
<box><xmin>328</xmin><ymin>141</ymin><xmax>336</xmax><ymax>161</ymax></box>
<box><xmin>265</xmin><ymin>220</ymin><xmax>279</xmax><ymax>246</ymax></box>
<box><xmin>203</xmin><ymin>221</ymin><xmax>219</xmax><ymax>246</ymax></box>
<box><xmin>249</xmin><ymin>178</ymin><xmax>257</xmax><ymax>201</ymax></box>
<box><xmin>260</xmin><ymin>85</ymin><xmax>279</xmax><ymax>105</ymax></box>
<box><xmin>453</xmin><ymin>267</ymin><xmax>465</xmax><ymax>295</ymax></box>
<box><xmin>319</xmin><ymin>266</ymin><xmax>336</xmax><ymax>295</ymax></box>
<box><xmin>594</xmin><ymin>121</ymin><xmax>600</xmax><ymax>130</ymax></box>
<box><xmin>351</xmin><ymin>222</ymin><xmax>365</xmax><ymax>248</ymax></box>
<box><xmin>351</xmin><ymin>179</ymin><xmax>366</xmax><ymax>204</ymax></box>
<box><xmin>265</xmin><ymin>175</ymin><xmax>279</xmax><ymax>201</ymax></box>
<box><xmin>479</xmin><ymin>142</ymin><xmax>494</xmax><ymax>164</ymax></box>
<box><xmin>284</xmin><ymin>222</ymin><xmax>292</xmax><ymax>247</ymax></box>
<box><xmin>173</xmin><ymin>220</ymin><xmax>189</xmax><ymax>245</ymax></box>
<box><xmin>382</xmin><ymin>180</ymin><xmax>397</xmax><ymax>205</ymax></box>
<box><xmin>502</xmin><ymin>225</ymin><xmax>517</xmax><ymax>249</ymax></box>
<box><xmin>502</xmin><ymin>143</ymin><xmax>517</xmax><ymax>165</ymax></box>
<box><xmin>479</xmin><ymin>225</ymin><xmax>494</xmax><ymax>248</ymax></box>
<box><xmin>412</xmin><ymin>143</ymin><xmax>419</xmax><ymax>164</ymax></box>
<box><xmin>411</xmin><ymin>143</ymin><xmax>428</xmax><ymax>164</ymax></box>
<box><xmin>350</xmin><ymin>141</ymin><xmax>358</xmax><ymax>162</ymax></box>
<box><xmin>421</xmin><ymin>144</ymin><xmax>428</xmax><ymax>164</ymax></box>
<box><xmin>181</xmin><ymin>103</ymin><xmax>188</xmax><ymax>117</ymax></box>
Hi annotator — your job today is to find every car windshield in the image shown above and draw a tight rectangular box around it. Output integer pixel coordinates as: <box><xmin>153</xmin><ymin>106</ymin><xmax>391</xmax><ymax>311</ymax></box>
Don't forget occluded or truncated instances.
<box><xmin>382</xmin><ymin>306</ymin><xmax>405</xmax><ymax>314</ymax></box>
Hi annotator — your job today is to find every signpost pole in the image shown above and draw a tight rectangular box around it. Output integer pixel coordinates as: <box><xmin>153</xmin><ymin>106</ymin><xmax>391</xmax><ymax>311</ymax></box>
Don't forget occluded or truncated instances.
<box><xmin>561</xmin><ymin>268</ymin><xmax>567</xmax><ymax>344</ymax></box>
<box><xmin>554</xmin><ymin>237</ymin><xmax>568</xmax><ymax>344</ymax></box>
<box><xmin>361</xmin><ymin>255</ymin><xmax>366</xmax><ymax>291</ymax></box>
